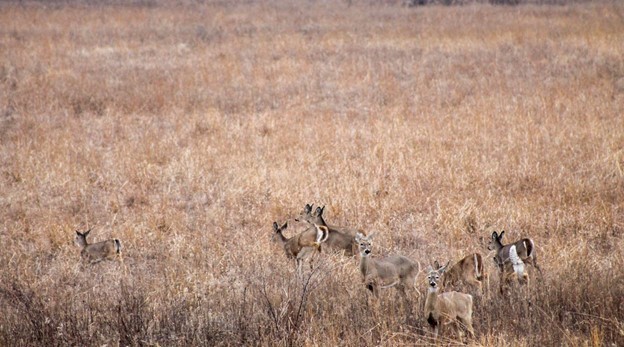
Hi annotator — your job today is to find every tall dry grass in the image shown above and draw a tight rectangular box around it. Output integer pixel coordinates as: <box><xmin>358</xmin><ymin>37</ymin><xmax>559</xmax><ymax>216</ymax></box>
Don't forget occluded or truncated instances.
<box><xmin>0</xmin><ymin>1</ymin><xmax>623</xmax><ymax>346</ymax></box>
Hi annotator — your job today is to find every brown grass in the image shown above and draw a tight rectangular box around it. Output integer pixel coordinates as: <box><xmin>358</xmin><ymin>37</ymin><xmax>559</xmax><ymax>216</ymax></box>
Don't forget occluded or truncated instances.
<box><xmin>1</xmin><ymin>1</ymin><xmax>623</xmax><ymax>346</ymax></box>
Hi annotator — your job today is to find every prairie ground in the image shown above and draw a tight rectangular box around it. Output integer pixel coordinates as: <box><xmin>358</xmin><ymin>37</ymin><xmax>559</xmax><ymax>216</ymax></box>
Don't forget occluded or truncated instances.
<box><xmin>0</xmin><ymin>1</ymin><xmax>623</xmax><ymax>346</ymax></box>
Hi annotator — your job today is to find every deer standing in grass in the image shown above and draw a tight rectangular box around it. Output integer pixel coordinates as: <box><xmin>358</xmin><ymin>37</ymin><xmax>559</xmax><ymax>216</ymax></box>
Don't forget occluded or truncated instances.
<box><xmin>355</xmin><ymin>232</ymin><xmax>421</xmax><ymax>299</ymax></box>
<box><xmin>74</xmin><ymin>228</ymin><xmax>122</xmax><ymax>264</ymax></box>
<box><xmin>487</xmin><ymin>231</ymin><xmax>541</xmax><ymax>294</ymax></box>
<box><xmin>296</xmin><ymin>204</ymin><xmax>362</xmax><ymax>257</ymax></box>
<box><xmin>425</xmin><ymin>261</ymin><xmax>475</xmax><ymax>340</ymax></box>
<box><xmin>441</xmin><ymin>253</ymin><xmax>487</xmax><ymax>295</ymax></box>
<box><xmin>271</xmin><ymin>221</ymin><xmax>328</xmax><ymax>273</ymax></box>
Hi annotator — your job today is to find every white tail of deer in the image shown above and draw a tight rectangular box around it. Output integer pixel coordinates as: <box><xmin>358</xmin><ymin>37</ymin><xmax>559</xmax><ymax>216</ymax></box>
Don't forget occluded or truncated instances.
<box><xmin>355</xmin><ymin>232</ymin><xmax>421</xmax><ymax>299</ymax></box>
<box><xmin>297</xmin><ymin>204</ymin><xmax>363</xmax><ymax>257</ymax></box>
<box><xmin>425</xmin><ymin>261</ymin><xmax>475</xmax><ymax>340</ymax></box>
<box><xmin>488</xmin><ymin>231</ymin><xmax>539</xmax><ymax>294</ymax></box>
<box><xmin>442</xmin><ymin>253</ymin><xmax>487</xmax><ymax>295</ymax></box>
<box><xmin>74</xmin><ymin>228</ymin><xmax>122</xmax><ymax>265</ymax></box>
<box><xmin>271</xmin><ymin>221</ymin><xmax>328</xmax><ymax>273</ymax></box>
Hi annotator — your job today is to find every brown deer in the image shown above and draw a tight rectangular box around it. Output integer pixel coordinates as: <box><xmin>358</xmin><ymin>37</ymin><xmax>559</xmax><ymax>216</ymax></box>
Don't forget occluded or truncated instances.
<box><xmin>355</xmin><ymin>232</ymin><xmax>421</xmax><ymax>299</ymax></box>
<box><xmin>424</xmin><ymin>261</ymin><xmax>475</xmax><ymax>340</ymax></box>
<box><xmin>488</xmin><ymin>231</ymin><xmax>541</xmax><ymax>294</ymax></box>
<box><xmin>271</xmin><ymin>221</ymin><xmax>328</xmax><ymax>273</ymax></box>
<box><xmin>441</xmin><ymin>253</ymin><xmax>487</xmax><ymax>295</ymax></box>
<box><xmin>74</xmin><ymin>228</ymin><xmax>122</xmax><ymax>264</ymax></box>
<box><xmin>296</xmin><ymin>204</ymin><xmax>362</xmax><ymax>257</ymax></box>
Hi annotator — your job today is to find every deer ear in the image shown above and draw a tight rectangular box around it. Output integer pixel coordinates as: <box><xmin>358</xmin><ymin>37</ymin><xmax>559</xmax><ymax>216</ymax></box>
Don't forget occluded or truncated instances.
<box><xmin>355</xmin><ymin>232</ymin><xmax>363</xmax><ymax>242</ymax></box>
<box><xmin>281</xmin><ymin>222</ymin><xmax>288</xmax><ymax>230</ymax></box>
<box><xmin>427</xmin><ymin>265</ymin><xmax>433</xmax><ymax>273</ymax></box>
<box><xmin>304</xmin><ymin>204</ymin><xmax>312</xmax><ymax>213</ymax></box>
<box><xmin>433</xmin><ymin>260</ymin><xmax>440</xmax><ymax>269</ymax></box>
<box><xmin>273</xmin><ymin>222</ymin><xmax>279</xmax><ymax>231</ymax></box>
<box><xmin>367</xmin><ymin>232</ymin><xmax>375</xmax><ymax>239</ymax></box>
<box><xmin>492</xmin><ymin>231</ymin><xmax>498</xmax><ymax>239</ymax></box>
<box><xmin>442</xmin><ymin>260</ymin><xmax>450</xmax><ymax>272</ymax></box>
<box><xmin>76</xmin><ymin>230</ymin><xmax>82</xmax><ymax>236</ymax></box>
<box><xmin>319</xmin><ymin>206</ymin><xmax>325</xmax><ymax>215</ymax></box>
<box><xmin>499</xmin><ymin>230</ymin><xmax>505</xmax><ymax>239</ymax></box>
<box><xmin>84</xmin><ymin>228</ymin><xmax>92</xmax><ymax>236</ymax></box>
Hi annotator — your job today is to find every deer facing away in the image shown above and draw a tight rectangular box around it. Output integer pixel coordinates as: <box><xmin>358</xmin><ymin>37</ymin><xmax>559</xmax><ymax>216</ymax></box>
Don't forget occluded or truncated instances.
<box><xmin>425</xmin><ymin>261</ymin><xmax>475</xmax><ymax>340</ymax></box>
<box><xmin>74</xmin><ymin>228</ymin><xmax>122</xmax><ymax>264</ymax></box>
<box><xmin>488</xmin><ymin>231</ymin><xmax>541</xmax><ymax>293</ymax></box>
<box><xmin>355</xmin><ymin>232</ymin><xmax>421</xmax><ymax>299</ymax></box>
<box><xmin>271</xmin><ymin>221</ymin><xmax>328</xmax><ymax>272</ymax></box>
<box><xmin>442</xmin><ymin>253</ymin><xmax>487</xmax><ymax>295</ymax></box>
<box><xmin>297</xmin><ymin>204</ymin><xmax>362</xmax><ymax>257</ymax></box>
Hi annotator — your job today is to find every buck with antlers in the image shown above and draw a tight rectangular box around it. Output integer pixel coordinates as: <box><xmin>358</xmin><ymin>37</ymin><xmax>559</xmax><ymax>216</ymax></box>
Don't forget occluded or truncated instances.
<box><xmin>424</xmin><ymin>261</ymin><xmax>475</xmax><ymax>340</ymax></box>
<box><xmin>488</xmin><ymin>230</ymin><xmax>541</xmax><ymax>294</ymax></box>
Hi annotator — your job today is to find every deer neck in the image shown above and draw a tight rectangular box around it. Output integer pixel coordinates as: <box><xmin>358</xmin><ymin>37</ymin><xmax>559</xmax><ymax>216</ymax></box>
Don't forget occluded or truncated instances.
<box><xmin>360</xmin><ymin>254</ymin><xmax>371</xmax><ymax>277</ymax></box>
<box><xmin>286</xmin><ymin>233</ymin><xmax>302</xmax><ymax>254</ymax></box>
<box><xmin>75</xmin><ymin>237</ymin><xmax>88</xmax><ymax>249</ymax></box>
<box><xmin>425</xmin><ymin>286</ymin><xmax>440</xmax><ymax>318</ymax></box>
<box><xmin>275</xmin><ymin>231</ymin><xmax>288</xmax><ymax>245</ymax></box>
<box><xmin>315</xmin><ymin>215</ymin><xmax>328</xmax><ymax>228</ymax></box>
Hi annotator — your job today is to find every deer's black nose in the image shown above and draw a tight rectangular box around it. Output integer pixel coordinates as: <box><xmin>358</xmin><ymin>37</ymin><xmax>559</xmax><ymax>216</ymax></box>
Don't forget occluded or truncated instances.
<box><xmin>364</xmin><ymin>249</ymin><xmax>371</xmax><ymax>255</ymax></box>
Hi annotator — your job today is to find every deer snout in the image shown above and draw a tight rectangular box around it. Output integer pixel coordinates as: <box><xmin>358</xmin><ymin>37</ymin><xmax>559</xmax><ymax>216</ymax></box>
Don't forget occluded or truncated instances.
<box><xmin>364</xmin><ymin>249</ymin><xmax>371</xmax><ymax>255</ymax></box>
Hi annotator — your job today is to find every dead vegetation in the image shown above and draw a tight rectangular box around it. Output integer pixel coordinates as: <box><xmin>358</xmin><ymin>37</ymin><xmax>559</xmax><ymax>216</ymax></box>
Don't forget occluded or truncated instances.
<box><xmin>0</xmin><ymin>1</ymin><xmax>623</xmax><ymax>346</ymax></box>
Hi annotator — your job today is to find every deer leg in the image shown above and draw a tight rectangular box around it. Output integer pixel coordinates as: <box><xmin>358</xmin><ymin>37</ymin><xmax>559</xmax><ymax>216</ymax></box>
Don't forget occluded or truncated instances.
<box><xmin>457</xmin><ymin>316</ymin><xmax>475</xmax><ymax>339</ymax></box>
<box><xmin>526</xmin><ymin>257</ymin><xmax>543</xmax><ymax>276</ymax></box>
<box><xmin>296</xmin><ymin>258</ymin><xmax>303</xmax><ymax>276</ymax></box>
<box><xmin>372</xmin><ymin>283</ymin><xmax>380</xmax><ymax>299</ymax></box>
<box><xmin>380</xmin><ymin>279</ymin><xmax>400</xmax><ymax>289</ymax></box>
<box><xmin>466</xmin><ymin>278</ymin><xmax>483</xmax><ymax>295</ymax></box>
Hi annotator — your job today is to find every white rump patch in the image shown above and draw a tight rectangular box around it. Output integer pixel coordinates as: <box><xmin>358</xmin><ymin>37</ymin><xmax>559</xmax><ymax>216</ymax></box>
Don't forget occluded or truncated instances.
<box><xmin>509</xmin><ymin>245</ymin><xmax>525</xmax><ymax>279</ymax></box>
<box><xmin>315</xmin><ymin>225</ymin><xmax>329</xmax><ymax>244</ymax></box>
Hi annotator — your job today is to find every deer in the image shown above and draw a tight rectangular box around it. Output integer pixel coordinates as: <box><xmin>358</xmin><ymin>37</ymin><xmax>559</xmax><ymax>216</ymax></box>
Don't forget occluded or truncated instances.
<box><xmin>441</xmin><ymin>253</ymin><xmax>487</xmax><ymax>295</ymax></box>
<box><xmin>74</xmin><ymin>228</ymin><xmax>122</xmax><ymax>265</ymax></box>
<box><xmin>355</xmin><ymin>232</ymin><xmax>421</xmax><ymax>300</ymax></box>
<box><xmin>424</xmin><ymin>261</ymin><xmax>475</xmax><ymax>340</ymax></box>
<box><xmin>271</xmin><ymin>221</ymin><xmax>329</xmax><ymax>273</ymax></box>
<box><xmin>487</xmin><ymin>230</ymin><xmax>541</xmax><ymax>294</ymax></box>
<box><xmin>296</xmin><ymin>204</ymin><xmax>362</xmax><ymax>257</ymax></box>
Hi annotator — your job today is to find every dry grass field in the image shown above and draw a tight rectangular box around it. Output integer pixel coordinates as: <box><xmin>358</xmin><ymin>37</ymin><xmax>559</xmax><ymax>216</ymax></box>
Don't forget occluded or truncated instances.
<box><xmin>1</xmin><ymin>0</ymin><xmax>623</xmax><ymax>346</ymax></box>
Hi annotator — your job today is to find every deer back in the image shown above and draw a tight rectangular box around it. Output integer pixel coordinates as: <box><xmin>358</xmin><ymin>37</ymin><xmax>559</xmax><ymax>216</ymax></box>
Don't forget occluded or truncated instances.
<box><xmin>438</xmin><ymin>291</ymin><xmax>473</xmax><ymax>318</ymax></box>
<box><xmin>497</xmin><ymin>238</ymin><xmax>534</xmax><ymax>265</ymax></box>
<box><xmin>443</xmin><ymin>253</ymin><xmax>483</xmax><ymax>287</ymax></box>
<box><xmin>82</xmin><ymin>239</ymin><xmax>120</xmax><ymax>262</ymax></box>
<box><xmin>301</xmin><ymin>205</ymin><xmax>361</xmax><ymax>255</ymax></box>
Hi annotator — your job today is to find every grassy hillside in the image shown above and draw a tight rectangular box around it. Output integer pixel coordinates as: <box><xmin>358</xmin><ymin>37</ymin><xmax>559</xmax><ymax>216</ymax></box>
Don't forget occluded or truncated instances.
<box><xmin>0</xmin><ymin>1</ymin><xmax>622</xmax><ymax>345</ymax></box>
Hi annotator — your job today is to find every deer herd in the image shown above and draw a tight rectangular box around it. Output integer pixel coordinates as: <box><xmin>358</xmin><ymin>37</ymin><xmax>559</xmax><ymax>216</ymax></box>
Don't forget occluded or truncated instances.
<box><xmin>73</xmin><ymin>203</ymin><xmax>542</xmax><ymax>341</ymax></box>
<box><xmin>272</xmin><ymin>203</ymin><xmax>542</xmax><ymax>340</ymax></box>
